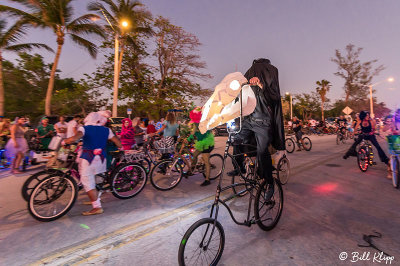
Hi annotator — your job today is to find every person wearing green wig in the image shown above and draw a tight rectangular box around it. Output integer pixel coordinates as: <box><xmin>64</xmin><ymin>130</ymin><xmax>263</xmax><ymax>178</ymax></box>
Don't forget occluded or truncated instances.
<box><xmin>37</xmin><ymin>117</ymin><xmax>54</xmax><ymax>150</ymax></box>
<box><xmin>187</xmin><ymin>107</ymin><xmax>215</xmax><ymax>186</ymax></box>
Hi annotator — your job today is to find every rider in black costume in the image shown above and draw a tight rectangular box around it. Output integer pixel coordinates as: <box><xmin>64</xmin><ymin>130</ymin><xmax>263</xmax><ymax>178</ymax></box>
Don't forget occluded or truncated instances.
<box><xmin>343</xmin><ymin>111</ymin><xmax>389</xmax><ymax>165</ymax></box>
<box><xmin>227</xmin><ymin>58</ymin><xmax>285</xmax><ymax>194</ymax></box>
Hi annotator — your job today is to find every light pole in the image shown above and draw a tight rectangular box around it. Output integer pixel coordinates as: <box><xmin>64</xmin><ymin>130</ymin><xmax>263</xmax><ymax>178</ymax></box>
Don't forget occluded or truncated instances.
<box><xmin>101</xmin><ymin>10</ymin><xmax>129</xmax><ymax>117</ymax></box>
<box><xmin>352</xmin><ymin>77</ymin><xmax>394</xmax><ymax>118</ymax></box>
<box><xmin>286</xmin><ymin>92</ymin><xmax>293</xmax><ymax>120</ymax></box>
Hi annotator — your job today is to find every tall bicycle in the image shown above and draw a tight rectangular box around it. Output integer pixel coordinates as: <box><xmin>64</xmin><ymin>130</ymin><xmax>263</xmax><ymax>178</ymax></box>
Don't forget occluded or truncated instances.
<box><xmin>178</xmin><ymin>87</ymin><xmax>284</xmax><ymax>265</ymax></box>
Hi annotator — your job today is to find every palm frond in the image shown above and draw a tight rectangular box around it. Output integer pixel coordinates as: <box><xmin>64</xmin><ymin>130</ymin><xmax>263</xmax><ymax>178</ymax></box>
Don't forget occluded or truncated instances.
<box><xmin>5</xmin><ymin>42</ymin><xmax>53</xmax><ymax>52</ymax></box>
<box><xmin>67</xmin><ymin>22</ymin><xmax>106</xmax><ymax>39</ymax></box>
<box><xmin>0</xmin><ymin>20</ymin><xmax>27</xmax><ymax>48</ymax></box>
<box><xmin>68</xmin><ymin>14</ymin><xmax>101</xmax><ymax>26</ymax></box>
<box><xmin>69</xmin><ymin>33</ymin><xmax>98</xmax><ymax>58</ymax></box>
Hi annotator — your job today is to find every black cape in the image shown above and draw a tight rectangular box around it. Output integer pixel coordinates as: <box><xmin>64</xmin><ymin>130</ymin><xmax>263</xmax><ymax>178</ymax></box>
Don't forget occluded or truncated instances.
<box><xmin>244</xmin><ymin>58</ymin><xmax>285</xmax><ymax>150</ymax></box>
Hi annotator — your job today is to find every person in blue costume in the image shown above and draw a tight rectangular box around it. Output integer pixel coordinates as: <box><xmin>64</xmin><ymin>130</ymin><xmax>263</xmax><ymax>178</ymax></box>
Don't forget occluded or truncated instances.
<box><xmin>64</xmin><ymin>112</ymin><xmax>122</xmax><ymax>216</ymax></box>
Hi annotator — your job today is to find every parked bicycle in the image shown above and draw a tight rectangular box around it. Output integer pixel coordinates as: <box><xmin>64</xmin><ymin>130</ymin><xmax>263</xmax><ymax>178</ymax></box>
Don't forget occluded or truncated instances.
<box><xmin>27</xmin><ymin>149</ymin><xmax>147</xmax><ymax>222</ymax></box>
<box><xmin>285</xmin><ymin>134</ymin><xmax>312</xmax><ymax>153</ymax></box>
<box><xmin>178</xmin><ymin>84</ymin><xmax>284</xmax><ymax>265</ymax></box>
<box><xmin>150</xmin><ymin>138</ymin><xmax>223</xmax><ymax>191</ymax></box>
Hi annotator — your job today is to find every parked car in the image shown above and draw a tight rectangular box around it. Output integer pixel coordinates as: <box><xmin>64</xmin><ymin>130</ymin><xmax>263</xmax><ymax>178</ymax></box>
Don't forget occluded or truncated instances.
<box><xmin>212</xmin><ymin>124</ymin><xmax>228</xmax><ymax>136</ymax></box>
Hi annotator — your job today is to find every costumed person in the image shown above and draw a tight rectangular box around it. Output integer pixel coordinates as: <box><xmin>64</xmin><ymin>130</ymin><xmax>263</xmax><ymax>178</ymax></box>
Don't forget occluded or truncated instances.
<box><xmin>63</xmin><ymin>112</ymin><xmax>122</xmax><ymax>215</ymax></box>
<box><xmin>151</xmin><ymin>113</ymin><xmax>179</xmax><ymax>157</ymax></box>
<box><xmin>343</xmin><ymin>111</ymin><xmax>390</xmax><ymax>174</ymax></box>
<box><xmin>186</xmin><ymin>107</ymin><xmax>215</xmax><ymax>186</ymax></box>
<box><xmin>228</xmin><ymin>58</ymin><xmax>285</xmax><ymax>198</ymax></box>
<box><xmin>120</xmin><ymin>118</ymin><xmax>135</xmax><ymax>150</ymax></box>
<box><xmin>6</xmin><ymin>117</ymin><xmax>28</xmax><ymax>174</ymax></box>
<box><xmin>37</xmin><ymin>117</ymin><xmax>54</xmax><ymax>149</ymax></box>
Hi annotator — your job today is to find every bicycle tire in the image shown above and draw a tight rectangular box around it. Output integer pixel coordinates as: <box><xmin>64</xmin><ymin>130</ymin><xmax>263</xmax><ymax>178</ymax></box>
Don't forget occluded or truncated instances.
<box><xmin>21</xmin><ymin>169</ymin><xmax>63</xmax><ymax>201</ymax></box>
<box><xmin>28</xmin><ymin>174</ymin><xmax>78</xmax><ymax>222</ymax></box>
<box><xmin>150</xmin><ymin>159</ymin><xmax>183</xmax><ymax>191</ymax></box>
<box><xmin>357</xmin><ymin>147</ymin><xmax>368</xmax><ymax>172</ymax></box>
<box><xmin>302</xmin><ymin>137</ymin><xmax>312</xmax><ymax>151</ymax></box>
<box><xmin>254</xmin><ymin>179</ymin><xmax>284</xmax><ymax>231</ymax></box>
<box><xmin>392</xmin><ymin>156</ymin><xmax>399</xmax><ymax>188</ymax></box>
<box><xmin>285</xmin><ymin>138</ymin><xmax>295</xmax><ymax>153</ymax></box>
<box><xmin>277</xmin><ymin>156</ymin><xmax>290</xmax><ymax>185</ymax></box>
<box><xmin>111</xmin><ymin>163</ymin><xmax>148</xmax><ymax>199</ymax></box>
<box><xmin>178</xmin><ymin>218</ymin><xmax>225</xmax><ymax>266</ymax></box>
<box><xmin>202</xmin><ymin>154</ymin><xmax>223</xmax><ymax>181</ymax></box>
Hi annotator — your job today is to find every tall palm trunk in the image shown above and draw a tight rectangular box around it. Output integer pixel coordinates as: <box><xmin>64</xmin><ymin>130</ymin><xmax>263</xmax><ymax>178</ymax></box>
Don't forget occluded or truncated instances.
<box><xmin>0</xmin><ymin>51</ymin><xmax>4</xmax><ymax>116</ymax></box>
<box><xmin>45</xmin><ymin>38</ymin><xmax>63</xmax><ymax>116</ymax></box>
<box><xmin>321</xmin><ymin>100</ymin><xmax>324</xmax><ymax>121</ymax></box>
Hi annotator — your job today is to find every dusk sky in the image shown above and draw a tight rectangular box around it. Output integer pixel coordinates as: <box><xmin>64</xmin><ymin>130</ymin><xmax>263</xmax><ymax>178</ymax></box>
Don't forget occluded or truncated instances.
<box><xmin>3</xmin><ymin>0</ymin><xmax>400</xmax><ymax>110</ymax></box>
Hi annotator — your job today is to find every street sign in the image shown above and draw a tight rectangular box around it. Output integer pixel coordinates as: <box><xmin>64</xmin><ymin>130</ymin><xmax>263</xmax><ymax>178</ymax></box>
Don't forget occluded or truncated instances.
<box><xmin>342</xmin><ymin>106</ymin><xmax>353</xmax><ymax>115</ymax></box>
<box><xmin>127</xmin><ymin>108</ymin><xmax>132</xmax><ymax>115</ymax></box>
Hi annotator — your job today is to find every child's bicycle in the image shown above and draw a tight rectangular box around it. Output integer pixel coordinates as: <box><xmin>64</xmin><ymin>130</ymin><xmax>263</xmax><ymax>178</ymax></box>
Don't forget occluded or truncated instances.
<box><xmin>386</xmin><ymin>135</ymin><xmax>400</xmax><ymax>188</ymax></box>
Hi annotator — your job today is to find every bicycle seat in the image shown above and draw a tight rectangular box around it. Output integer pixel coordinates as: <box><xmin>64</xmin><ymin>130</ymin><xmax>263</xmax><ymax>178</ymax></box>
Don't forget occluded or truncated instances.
<box><xmin>109</xmin><ymin>150</ymin><xmax>123</xmax><ymax>158</ymax></box>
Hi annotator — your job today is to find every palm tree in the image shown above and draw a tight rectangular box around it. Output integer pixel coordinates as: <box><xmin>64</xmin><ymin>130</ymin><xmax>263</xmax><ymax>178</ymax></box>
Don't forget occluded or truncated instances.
<box><xmin>88</xmin><ymin>0</ymin><xmax>152</xmax><ymax>116</ymax></box>
<box><xmin>0</xmin><ymin>1</ymin><xmax>105</xmax><ymax>116</ymax></box>
<box><xmin>0</xmin><ymin>19</ymin><xmax>52</xmax><ymax>116</ymax></box>
<box><xmin>316</xmin><ymin>79</ymin><xmax>331</xmax><ymax>122</ymax></box>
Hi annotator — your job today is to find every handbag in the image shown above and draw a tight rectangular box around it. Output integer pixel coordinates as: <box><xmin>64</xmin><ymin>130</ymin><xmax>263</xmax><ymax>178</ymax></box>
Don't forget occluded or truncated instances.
<box><xmin>48</xmin><ymin>135</ymin><xmax>63</xmax><ymax>150</ymax></box>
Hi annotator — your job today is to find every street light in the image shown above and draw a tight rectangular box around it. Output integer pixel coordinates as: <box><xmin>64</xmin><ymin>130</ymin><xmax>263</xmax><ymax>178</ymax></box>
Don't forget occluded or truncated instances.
<box><xmin>352</xmin><ymin>77</ymin><xmax>394</xmax><ymax>118</ymax></box>
<box><xmin>285</xmin><ymin>92</ymin><xmax>293</xmax><ymax>120</ymax></box>
<box><xmin>101</xmin><ymin>10</ymin><xmax>130</xmax><ymax>117</ymax></box>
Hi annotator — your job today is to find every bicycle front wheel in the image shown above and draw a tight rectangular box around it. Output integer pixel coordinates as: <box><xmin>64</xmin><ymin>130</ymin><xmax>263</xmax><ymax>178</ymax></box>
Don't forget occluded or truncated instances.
<box><xmin>178</xmin><ymin>218</ymin><xmax>225</xmax><ymax>266</ymax></box>
<box><xmin>285</xmin><ymin>138</ymin><xmax>295</xmax><ymax>153</ymax></box>
<box><xmin>22</xmin><ymin>169</ymin><xmax>62</xmax><ymax>201</ymax></box>
<box><xmin>357</xmin><ymin>147</ymin><xmax>369</xmax><ymax>172</ymax></box>
<box><xmin>111</xmin><ymin>163</ymin><xmax>147</xmax><ymax>199</ymax></box>
<box><xmin>302</xmin><ymin>137</ymin><xmax>312</xmax><ymax>151</ymax></box>
<box><xmin>150</xmin><ymin>159</ymin><xmax>183</xmax><ymax>191</ymax></box>
<box><xmin>277</xmin><ymin>156</ymin><xmax>290</xmax><ymax>185</ymax></box>
<box><xmin>254</xmin><ymin>179</ymin><xmax>284</xmax><ymax>231</ymax></box>
<box><xmin>28</xmin><ymin>174</ymin><xmax>78</xmax><ymax>222</ymax></box>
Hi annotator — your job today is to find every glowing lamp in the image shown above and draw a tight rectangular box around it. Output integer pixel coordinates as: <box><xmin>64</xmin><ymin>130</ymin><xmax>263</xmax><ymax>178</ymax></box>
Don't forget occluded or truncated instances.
<box><xmin>229</xmin><ymin>80</ymin><xmax>240</xmax><ymax>91</ymax></box>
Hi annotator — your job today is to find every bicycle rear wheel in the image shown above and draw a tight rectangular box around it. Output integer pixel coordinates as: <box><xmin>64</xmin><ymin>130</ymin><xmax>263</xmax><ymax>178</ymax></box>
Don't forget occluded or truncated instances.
<box><xmin>357</xmin><ymin>147</ymin><xmax>369</xmax><ymax>172</ymax></box>
<box><xmin>204</xmin><ymin>154</ymin><xmax>223</xmax><ymax>181</ymax></box>
<box><xmin>150</xmin><ymin>159</ymin><xmax>183</xmax><ymax>191</ymax></box>
<box><xmin>178</xmin><ymin>218</ymin><xmax>225</xmax><ymax>266</ymax></box>
<box><xmin>22</xmin><ymin>169</ymin><xmax>62</xmax><ymax>201</ymax></box>
<box><xmin>277</xmin><ymin>156</ymin><xmax>290</xmax><ymax>185</ymax></box>
<box><xmin>302</xmin><ymin>137</ymin><xmax>312</xmax><ymax>151</ymax></box>
<box><xmin>391</xmin><ymin>156</ymin><xmax>399</xmax><ymax>188</ymax></box>
<box><xmin>254</xmin><ymin>179</ymin><xmax>284</xmax><ymax>231</ymax></box>
<box><xmin>285</xmin><ymin>138</ymin><xmax>295</xmax><ymax>153</ymax></box>
<box><xmin>111</xmin><ymin>163</ymin><xmax>147</xmax><ymax>199</ymax></box>
<box><xmin>28</xmin><ymin>174</ymin><xmax>78</xmax><ymax>222</ymax></box>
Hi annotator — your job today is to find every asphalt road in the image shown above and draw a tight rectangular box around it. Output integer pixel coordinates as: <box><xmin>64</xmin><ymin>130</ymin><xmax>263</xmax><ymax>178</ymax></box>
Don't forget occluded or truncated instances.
<box><xmin>0</xmin><ymin>135</ymin><xmax>399</xmax><ymax>266</ymax></box>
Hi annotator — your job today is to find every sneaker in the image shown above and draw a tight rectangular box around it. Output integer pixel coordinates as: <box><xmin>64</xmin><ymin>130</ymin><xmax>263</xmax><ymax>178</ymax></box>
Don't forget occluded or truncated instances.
<box><xmin>343</xmin><ymin>154</ymin><xmax>348</xmax><ymax>159</ymax></box>
<box><xmin>227</xmin><ymin>169</ymin><xmax>240</xmax><ymax>176</ymax></box>
<box><xmin>200</xmin><ymin>180</ymin><xmax>211</xmax><ymax>186</ymax></box>
<box><xmin>264</xmin><ymin>184</ymin><xmax>275</xmax><ymax>201</ymax></box>
<box><xmin>227</xmin><ymin>168</ymin><xmax>246</xmax><ymax>177</ymax></box>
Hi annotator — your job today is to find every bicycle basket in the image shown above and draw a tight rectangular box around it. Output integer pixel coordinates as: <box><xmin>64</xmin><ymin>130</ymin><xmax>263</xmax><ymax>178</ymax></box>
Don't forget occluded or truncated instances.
<box><xmin>386</xmin><ymin>135</ymin><xmax>400</xmax><ymax>154</ymax></box>
<box><xmin>153</xmin><ymin>141</ymin><xmax>175</xmax><ymax>154</ymax></box>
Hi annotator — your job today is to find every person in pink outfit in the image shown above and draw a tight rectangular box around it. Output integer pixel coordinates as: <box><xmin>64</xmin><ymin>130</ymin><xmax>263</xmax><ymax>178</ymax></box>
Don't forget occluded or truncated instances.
<box><xmin>120</xmin><ymin>118</ymin><xmax>135</xmax><ymax>150</ymax></box>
